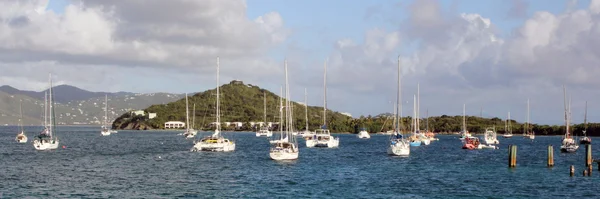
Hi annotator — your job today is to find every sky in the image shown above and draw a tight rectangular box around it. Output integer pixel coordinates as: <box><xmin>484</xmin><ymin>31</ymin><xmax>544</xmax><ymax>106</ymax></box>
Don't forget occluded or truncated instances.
<box><xmin>1</xmin><ymin>0</ymin><xmax>599</xmax><ymax>125</ymax></box>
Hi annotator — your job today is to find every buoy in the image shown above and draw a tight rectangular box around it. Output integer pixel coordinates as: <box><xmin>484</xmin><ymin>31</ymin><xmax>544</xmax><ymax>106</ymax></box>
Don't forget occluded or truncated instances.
<box><xmin>570</xmin><ymin>165</ymin><xmax>575</xmax><ymax>177</ymax></box>
<box><xmin>62</xmin><ymin>146</ymin><xmax>66</xmax><ymax>149</ymax></box>
<box><xmin>158</xmin><ymin>156</ymin><xmax>161</xmax><ymax>159</ymax></box>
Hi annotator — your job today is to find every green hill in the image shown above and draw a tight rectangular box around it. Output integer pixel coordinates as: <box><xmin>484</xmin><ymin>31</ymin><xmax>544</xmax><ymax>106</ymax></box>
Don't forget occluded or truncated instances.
<box><xmin>112</xmin><ymin>81</ymin><xmax>354</xmax><ymax>132</ymax></box>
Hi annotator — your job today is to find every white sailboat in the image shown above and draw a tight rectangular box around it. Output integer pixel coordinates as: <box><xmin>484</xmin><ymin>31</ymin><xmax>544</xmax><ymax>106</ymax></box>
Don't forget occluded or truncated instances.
<box><xmin>580</xmin><ymin>101</ymin><xmax>591</xmax><ymax>144</ymax></box>
<box><xmin>503</xmin><ymin>112</ymin><xmax>513</xmax><ymax>138</ymax></box>
<box><xmin>33</xmin><ymin>74</ymin><xmax>60</xmax><ymax>150</ymax></box>
<box><xmin>306</xmin><ymin>60</ymin><xmax>339</xmax><ymax>148</ymax></box>
<box><xmin>269</xmin><ymin>60</ymin><xmax>299</xmax><ymax>160</ymax></box>
<box><xmin>459</xmin><ymin>104</ymin><xmax>472</xmax><ymax>140</ymax></box>
<box><xmin>524</xmin><ymin>99</ymin><xmax>535</xmax><ymax>140</ymax></box>
<box><xmin>415</xmin><ymin>84</ymin><xmax>429</xmax><ymax>145</ymax></box>
<box><xmin>561</xmin><ymin>86</ymin><xmax>578</xmax><ymax>153</ymax></box>
<box><xmin>191</xmin><ymin>57</ymin><xmax>235</xmax><ymax>152</ymax></box>
<box><xmin>299</xmin><ymin>88</ymin><xmax>315</xmax><ymax>138</ymax></box>
<box><xmin>183</xmin><ymin>93</ymin><xmax>198</xmax><ymax>139</ymax></box>
<box><xmin>15</xmin><ymin>100</ymin><xmax>27</xmax><ymax>143</ymax></box>
<box><xmin>256</xmin><ymin>92</ymin><xmax>273</xmax><ymax>137</ymax></box>
<box><xmin>101</xmin><ymin>94</ymin><xmax>116</xmax><ymax>136</ymax></box>
<box><xmin>388</xmin><ymin>55</ymin><xmax>410</xmax><ymax>156</ymax></box>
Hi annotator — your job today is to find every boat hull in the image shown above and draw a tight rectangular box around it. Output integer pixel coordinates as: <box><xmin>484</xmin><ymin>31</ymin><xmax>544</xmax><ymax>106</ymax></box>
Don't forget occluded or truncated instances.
<box><xmin>503</xmin><ymin>134</ymin><xmax>513</xmax><ymax>138</ymax></box>
<box><xmin>33</xmin><ymin>139</ymin><xmax>59</xmax><ymax>150</ymax></box>
<box><xmin>101</xmin><ymin>130</ymin><xmax>111</xmax><ymax>136</ymax></box>
<box><xmin>256</xmin><ymin>132</ymin><xmax>273</xmax><ymax>137</ymax></box>
<box><xmin>315</xmin><ymin>138</ymin><xmax>339</xmax><ymax>148</ymax></box>
<box><xmin>357</xmin><ymin>131</ymin><xmax>370</xmax><ymax>139</ymax></box>
<box><xmin>191</xmin><ymin>142</ymin><xmax>236</xmax><ymax>152</ymax></box>
<box><xmin>420</xmin><ymin>138</ymin><xmax>430</xmax><ymax>145</ymax></box>
<box><xmin>410</xmin><ymin>140</ymin><xmax>421</xmax><ymax>147</ymax></box>
<box><xmin>388</xmin><ymin>140</ymin><xmax>410</xmax><ymax>156</ymax></box>
<box><xmin>580</xmin><ymin>137</ymin><xmax>591</xmax><ymax>144</ymax></box>
<box><xmin>269</xmin><ymin>151</ymin><xmax>299</xmax><ymax>160</ymax></box>
<box><xmin>560</xmin><ymin>145</ymin><xmax>579</xmax><ymax>153</ymax></box>
<box><xmin>16</xmin><ymin>134</ymin><xmax>28</xmax><ymax>143</ymax></box>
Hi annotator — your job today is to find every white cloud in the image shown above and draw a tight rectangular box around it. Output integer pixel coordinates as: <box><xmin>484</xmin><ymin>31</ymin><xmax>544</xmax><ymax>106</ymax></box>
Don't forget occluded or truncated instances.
<box><xmin>0</xmin><ymin>0</ymin><xmax>288</xmax><ymax>92</ymax></box>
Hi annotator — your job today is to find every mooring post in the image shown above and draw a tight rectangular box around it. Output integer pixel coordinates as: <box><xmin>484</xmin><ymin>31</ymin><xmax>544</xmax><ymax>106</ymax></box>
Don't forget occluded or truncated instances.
<box><xmin>570</xmin><ymin>165</ymin><xmax>575</xmax><ymax>177</ymax></box>
<box><xmin>508</xmin><ymin>144</ymin><xmax>513</xmax><ymax>167</ymax></box>
<box><xmin>548</xmin><ymin>145</ymin><xmax>554</xmax><ymax>167</ymax></box>
<box><xmin>586</xmin><ymin>144</ymin><xmax>592</xmax><ymax>167</ymax></box>
<box><xmin>588</xmin><ymin>165</ymin><xmax>593</xmax><ymax>176</ymax></box>
<box><xmin>510</xmin><ymin>145</ymin><xmax>517</xmax><ymax>167</ymax></box>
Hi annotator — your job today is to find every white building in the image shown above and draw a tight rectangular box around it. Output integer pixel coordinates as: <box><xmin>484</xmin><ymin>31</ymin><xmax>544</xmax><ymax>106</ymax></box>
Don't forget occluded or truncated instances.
<box><xmin>131</xmin><ymin>110</ymin><xmax>145</xmax><ymax>116</ymax></box>
<box><xmin>148</xmin><ymin>113</ymin><xmax>157</xmax><ymax>119</ymax></box>
<box><xmin>341</xmin><ymin>112</ymin><xmax>352</xmax><ymax>117</ymax></box>
<box><xmin>165</xmin><ymin>121</ymin><xmax>185</xmax><ymax>129</ymax></box>
<box><xmin>231</xmin><ymin>122</ymin><xmax>243</xmax><ymax>128</ymax></box>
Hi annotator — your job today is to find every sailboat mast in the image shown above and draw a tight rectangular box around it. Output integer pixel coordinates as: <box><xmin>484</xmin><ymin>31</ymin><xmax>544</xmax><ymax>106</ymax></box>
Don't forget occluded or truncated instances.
<box><xmin>527</xmin><ymin>99</ymin><xmax>530</xmax><ymax>133</ymax></box>
<box><xmin>285</xmin><ymin>60</ymin><xmax>290</xmax><ymax>138</ymax></box>
<box><xmin>192</xmin><ymin>103</ymin><xmax>196</xmax><ymax>129</ymax></box>
<box><xmin>185</xmin><ymin>93</ymin><xmax>190</xmax><ymax>130</ymax></box>
<box><xmin>396</xmin><ymin>55</ymin><xmax>402</xmax><ymax>134</ymax></box>
<box><xmin>216</xmin><ymin>57</ymin><xmax>220</xmax><ymax>133</ymax></box>
<box><xmin>48</xmin><ymin>73</ymin><xmax>53</xmax><ymax>136</ymax></box>
<box><xmin>323</xmin><ymin>60</ymin><xmax>327</xmax><ymax>128</ymax></box>
<box><xmin>584</xmin><ymin>101</ymin><xmax>588</xmax><ymax>131</ymax></box>
<box><xmin>305</xmin><ymin>88</ymin><xmax>308</xmax><ymax>131</ymax></box>
<box><xmin>19</xmin><ymin>100</ymin><xmax>24</xmax><ymax>133</ymax></box>
<box><xmin>105</xmin><ymin>94</ymin><xmax>108</xmax><ymax>127</ymax></box>
<box><xmin>508</xmin><ymin>112</ymin><xmax>511</xmax><ymax>134</ymax></box>
<box><xmin>263</xmin><ymin>92</ymin><xmax>267</xmax><ymax>125</ymax></box>
<box><xmin>44</xmin><ymin>91</ymin><xmax>47</xmax><ymax>127</ymax></box>
<box><xmin>279</xmin><ymin>86</ymin><xmax>283</xmax><ymax>136</ymax></box>
<box><xmin>463</xmin><ymin>104</ymin><xmax>466</xmax><ymax>132</ymax></box>
<box><xmin>563</xmin><ymin>86</ymin><xmax>568</xmax><ymax>137</ymax></box>
<box><xmin>417</xmin><ymin>83</ymin><xmax>420</xmax><ymax>131</ymax></box>
<box><xmin>413</xmin><ymin>95</ymin><xmax>417</xmax><ymax>133</ymax></box>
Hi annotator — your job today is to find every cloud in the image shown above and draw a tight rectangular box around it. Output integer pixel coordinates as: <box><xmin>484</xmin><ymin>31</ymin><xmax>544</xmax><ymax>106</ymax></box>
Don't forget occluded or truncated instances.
<box><xmin>0</xmin><ymin>0</ymin><xmax>288</xmax><ymax>92</ymax></box>
<box><xmin>323</xmin><ymin>0</ymin><xmax>600</xmax><ymax>124</ymax></box>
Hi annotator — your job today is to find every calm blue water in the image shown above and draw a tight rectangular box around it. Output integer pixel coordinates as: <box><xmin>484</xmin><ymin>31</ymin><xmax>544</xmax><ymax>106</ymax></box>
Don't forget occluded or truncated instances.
<box><xmin>1</xmin><ymin>126</ymin><xmax>600</xmax><ymax>198</ymax></box>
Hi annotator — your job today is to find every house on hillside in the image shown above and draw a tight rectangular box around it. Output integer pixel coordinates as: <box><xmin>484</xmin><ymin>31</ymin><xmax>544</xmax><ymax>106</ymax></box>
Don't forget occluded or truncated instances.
<box><xmin>165</xmin><ymin>121</ymin><xmax>185</xmax><ymax>129</ymax></box>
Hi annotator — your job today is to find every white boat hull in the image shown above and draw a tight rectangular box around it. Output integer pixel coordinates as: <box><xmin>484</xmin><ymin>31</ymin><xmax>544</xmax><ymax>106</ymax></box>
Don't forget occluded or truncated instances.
<box><xmin>16</xmin><ymin>134</ymin><xmax>28</xmax><ymax>143</ymax></box>
<box><xmin>420</xmin><ymin>138</ymin><xmax>431</xmax><ymax>145</ymax></box>
<box><xmin>191</xmin><ymin>142</ymin><xmax>235</xmax><ymax>152</ymax></box>
<box><xmin>315</xmin><ymin>137</ymin><xmax>339</xmax><ymax>148</ymax></box>
<box><xmin>485</xmin><ymin>139</ymin><xmax>499</xmax><ymax>145</ymax></box>
<box><xmin>101</xmin><ymin>130</ymin><xmax>111</xmax><ymax>136</ymax></box>
<box><xmin>503</xmin><ymin>134</ymin><xmax>513</xmax><ymax>138</ymax></box>
<box><xmin>33</xmin><ymin>139</ymin><xmax>59</xmax><ymax>150</ymax></box>
<box><xmin>357</xmin><ymin>131</ymin><xmax>371</xmax><ymax>139</ymax></box>
<box><xmin>306</xmin><ymin>139</ymin><xmax>317</xmax><ymax>148</ymax></box>
<box><xmin>269</xmin><ymin>151</ymin><xmax>299</xmax><ymax>160</ymax></box>
<box><xmin>388</xmin><ymin>140</ymin><xmax>410</xmax><ymax>156</ymax></box>
<box><xmin>256</xmin><ymin>131</ymin><xmax>273</xmax><ymax>137</ymax></box>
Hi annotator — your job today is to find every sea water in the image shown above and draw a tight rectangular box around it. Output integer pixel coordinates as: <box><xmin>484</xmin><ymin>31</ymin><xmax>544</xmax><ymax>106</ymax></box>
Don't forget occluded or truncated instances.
<box><xmin>1</xmin><ymin>126</ymin><xmax>599</xmax><ymax>198</ymax></box>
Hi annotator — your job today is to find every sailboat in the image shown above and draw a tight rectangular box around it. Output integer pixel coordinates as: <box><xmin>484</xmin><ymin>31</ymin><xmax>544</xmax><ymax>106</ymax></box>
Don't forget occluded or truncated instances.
<box><xmin>33</xmin><ymin>74</ymin><xmax>60</xmax><ymax>150</ymax></box>
<box><xmin>299</xmin><ymin>88</ymin><xmax>315</xmax><ymax>138</ymax></box>
<box><xmin>183</xmin><ymin>93</ymin><xmax>197</xmax><ymax>139</ymax></box>
<box><xmin>561</xmin><ymin>86</ymin><xmax>578</xmax><ymax>153</ymax></box>
<box><xmin>415</xmin><ymin>84</ymin><xmax>430</xmax><ymax>145</ymax></box>
<box><xmin>269</xmin><ymin>60</ymin><xmax>299</xmax><ymax>160</ymax></box>
<box><xmin>459</xmin><ymin>104</ymin><xmax>472</xmax><ymax>140</ymax></box>
<box><xmin>424</xmin><ymin>109</ymin><xmax>438</xmax><ymax>141</ymax></box>
<box><xmin>101</xmin><ymin>94</ymin><xmax>117</xmax><ymax>136</ymax></box>
<box><xmin>409</xmin><ymin>95</ymin><xmax>422</xmax><ymax>147</ymax></box>
<box><xmin>503</xmin><ymin>112</ymin><xmax>513</xmax><ymax>138</ymax></box>
<box><xmin>256</xmin><ymin>92</ymin><xmax>273</xmax><ymax>137</ymax></box>
<box><xmin>524</xmin><ymin>99</ymin><xmax>535</xmax><ymax>140</ymax></box>
<box><xmin>191</xmin><ymin>57</ymin><xmax>236</xmax><ymax>152</ymax></box>
<box><xmin>15</xmin><ymin>100</ymin><xmax>28</xmax><ymax>143</ymax></box>
<box><xmin>306</xmin><ymin>59</ymin><xmax>339</xmax><ymax>148</ymax></box>
<box><xmin>388</xmin><ymin>55</ymin><xmax>410</xmax><ymax>156</ymax></box>
<box><xmin>580</xmin><ymin>101</ymin><xmax>591</xmax><ymax>144</ymax></box>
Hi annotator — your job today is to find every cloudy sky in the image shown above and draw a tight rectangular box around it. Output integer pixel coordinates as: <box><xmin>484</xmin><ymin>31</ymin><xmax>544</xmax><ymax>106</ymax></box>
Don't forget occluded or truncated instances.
<box><xmin>1</xmin><ymin>0</ymin><xmax>599</xmax><ymax>124</ymax></box>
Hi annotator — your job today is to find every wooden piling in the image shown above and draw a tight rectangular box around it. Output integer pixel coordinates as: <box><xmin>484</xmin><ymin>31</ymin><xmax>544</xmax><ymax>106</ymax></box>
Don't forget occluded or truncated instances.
<box><xmin>547</xmin><ymin>145</ymin><xmax>554</xmax><ymax>167</ymax></box>
<box><xmin>570</xmin><ymin>165</ymin><xmax>575</xmax><ymax>176</ymax></box>
<box><xmin>508</xmin><ymin>144</ymin><xmax>513</xmax><ymax>167</ymax></box>
<box><xmin>510</xmin><ymin>145</ymin><xmax>517</xmax><ymax>167</ymax></box>
<box><xmin>586</xmin><ymin>144</ymin><xmax>592</xmax><ymax>167</ymax></box>
<box><xmin>588</xmin><ymin>165</ymin><xmax>593</xmax><ymax>176</ymax></box>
